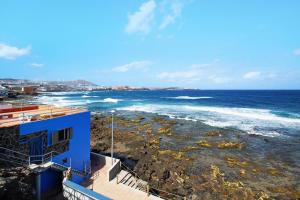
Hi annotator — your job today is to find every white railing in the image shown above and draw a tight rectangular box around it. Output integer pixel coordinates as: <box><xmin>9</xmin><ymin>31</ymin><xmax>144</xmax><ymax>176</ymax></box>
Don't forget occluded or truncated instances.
<box><xmin>0</xmin><ymin>146</ymin><xmax>61</xmax><ymax>166</ymax></box>
<box><xmin>0</xmin><ymin>105</ymin><xmax>85</xmax><ymax>126</ymax></box>
<box><xmin>0</xmin><ymin>146</ymin><xmax>91</xmax><ymax>178</ymax></box>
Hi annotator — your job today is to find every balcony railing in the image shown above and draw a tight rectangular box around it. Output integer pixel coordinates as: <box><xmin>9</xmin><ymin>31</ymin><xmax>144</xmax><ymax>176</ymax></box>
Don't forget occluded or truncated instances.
<box><xmin>0</xmin><ymin>146</ymin><xmax>90</xmax><ymax>177</ymax></box>
<box><xmin>0</xmin><ymin>105</ymin><xmax>85</xmax><ymax>126</ymax></box>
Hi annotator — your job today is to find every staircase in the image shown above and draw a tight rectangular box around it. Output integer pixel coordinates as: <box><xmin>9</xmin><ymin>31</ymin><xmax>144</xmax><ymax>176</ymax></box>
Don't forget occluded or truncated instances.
<box><xmin>118</xmin><ymin>170</ymin><xmax>148</xmax><ymax>192</ymax></box>
<box><xmin>0</xmin><ymin>146</ymin><xmax>89</xmax><ymax>177</ymax></box>
<box><xmin>0</xmin><ymin>147</ymin><xmax>29</xmax><ymax>166</ymax></box>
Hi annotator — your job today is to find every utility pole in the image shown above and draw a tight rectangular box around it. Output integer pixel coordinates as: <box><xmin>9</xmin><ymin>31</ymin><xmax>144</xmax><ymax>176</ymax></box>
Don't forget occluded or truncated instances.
<box><xmin>111</xmin><ymin>110</ymin><xmax>115</xmax><ymax>165</ymax></box>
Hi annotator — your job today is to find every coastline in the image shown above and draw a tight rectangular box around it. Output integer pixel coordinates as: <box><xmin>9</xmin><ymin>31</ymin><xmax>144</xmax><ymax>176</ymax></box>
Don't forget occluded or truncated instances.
<box><xmin>90</xmin><ymin>111</ymin><xmax>300</xmax><ymax>199</ymax></box>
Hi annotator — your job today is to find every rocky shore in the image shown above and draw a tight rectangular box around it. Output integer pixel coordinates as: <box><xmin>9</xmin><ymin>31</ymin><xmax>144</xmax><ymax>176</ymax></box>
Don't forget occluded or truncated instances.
<box><xmin>0</xmin><ymin>163</ymin><xmax>35</xmax><ymax>200</ymax></box>
<box><xmin>91</xmin><ymin>112</ymin><xmax>300</xmax><ymax>200</ymax></box>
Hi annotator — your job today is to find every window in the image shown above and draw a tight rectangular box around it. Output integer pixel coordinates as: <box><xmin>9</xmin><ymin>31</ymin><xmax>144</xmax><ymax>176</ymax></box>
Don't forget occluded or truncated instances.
<box><xmin>52</xmin><ymin>128</ymin><xmax>73</xmax><ymax>145</ymax></box>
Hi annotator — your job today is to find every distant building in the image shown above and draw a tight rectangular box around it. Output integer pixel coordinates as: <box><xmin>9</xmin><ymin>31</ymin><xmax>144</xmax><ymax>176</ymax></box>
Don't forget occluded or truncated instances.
<box><xmin>21</xmin><ymin>85</ymin><xmax>38</xmax><ymax>95</ymax></box>
<box><xmin>0</xmin><ymin>85</ymin><xmax>8</xmax><ymax>97</ymax></box>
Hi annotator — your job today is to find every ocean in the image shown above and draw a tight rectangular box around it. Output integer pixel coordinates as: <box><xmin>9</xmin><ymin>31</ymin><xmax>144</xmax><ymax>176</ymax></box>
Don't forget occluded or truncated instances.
<box><xmin>34</xmin><ymin>90</ymin><xmax>300</xmax><ymax>138</ymax></box>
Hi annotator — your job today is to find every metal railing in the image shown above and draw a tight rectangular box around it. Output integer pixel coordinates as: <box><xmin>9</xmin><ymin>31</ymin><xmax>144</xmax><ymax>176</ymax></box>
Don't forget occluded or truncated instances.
<box><xmin>0</xmin><ymin>146</ymin><xmax>91</xmax><ymax>178</ymax></box>
<box><xmin>0</xmin><ymin>146</ymin><xmax>29</xmax><ymax>166</ymax></box>
<box><xmin>28</xmin><ymin>151</ymin><xmax>60</xmax><ymax>165</ymax></box>
<box><xmin>0</xmin><ymin>146</ymin><xmax>61</xmax><ymax>166</ymax></box>
<box><xmin>0</xmin><ymin>105</ymin><xmax>85</xmax><ymax>126</ymax></box>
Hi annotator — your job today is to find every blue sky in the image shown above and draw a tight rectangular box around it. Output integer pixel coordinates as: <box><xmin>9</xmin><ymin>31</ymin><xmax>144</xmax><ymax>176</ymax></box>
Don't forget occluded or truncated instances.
<box><xmin>0</xmin><ymin>0</ymin><xmax>300</xmax><ymax>89</ymax></box>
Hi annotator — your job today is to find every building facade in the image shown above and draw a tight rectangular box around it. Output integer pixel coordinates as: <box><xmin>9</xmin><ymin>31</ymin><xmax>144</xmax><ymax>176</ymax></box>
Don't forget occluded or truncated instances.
<box><xmin>0</xmin><ymin>104</ymin><xmax>91</xmax><ymax>199</ymax></box>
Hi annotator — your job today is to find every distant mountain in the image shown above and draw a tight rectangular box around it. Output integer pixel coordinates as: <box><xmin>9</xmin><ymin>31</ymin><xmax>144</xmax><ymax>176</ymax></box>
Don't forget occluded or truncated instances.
<box><xmin>0</xmin><ymin>78</ymin><xmax>97</xmax><ymax>86</ymax></box>
<box><xmin>45</xmin><ymin>79</ymin><xmax>97</xmax><ymax>87</ymax></box>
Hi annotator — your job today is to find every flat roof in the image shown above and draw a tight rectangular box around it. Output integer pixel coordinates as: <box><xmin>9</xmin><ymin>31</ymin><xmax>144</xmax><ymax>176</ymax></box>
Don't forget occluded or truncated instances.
<box><xmin>0</xmin><ymin>104</ymin><xmax>88</xmax><ymax>128</ymax></box>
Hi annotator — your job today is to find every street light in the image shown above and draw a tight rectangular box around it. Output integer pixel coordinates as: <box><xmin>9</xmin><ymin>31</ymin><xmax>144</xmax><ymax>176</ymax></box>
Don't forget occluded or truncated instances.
<box><xmin>110</xmin><ymin>110</ymin><xmax>115</xmax><ymax>165</ymax></box>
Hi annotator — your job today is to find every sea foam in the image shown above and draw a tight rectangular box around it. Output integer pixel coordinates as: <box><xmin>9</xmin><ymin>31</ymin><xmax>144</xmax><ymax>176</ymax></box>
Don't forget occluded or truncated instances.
<box><xmin>165</xmin><ymin>96</ymin><xmax>213</xmax><ymax>100</ymax></box>
<box><xmin>117</xmin><ymin>104</ymin><xmax>300</xmax><ymax>137</ymax></box>
<box><xmin>102</xmin><ymin>98</ymin><xmax>121</xmax><ymax>103</ymax></box>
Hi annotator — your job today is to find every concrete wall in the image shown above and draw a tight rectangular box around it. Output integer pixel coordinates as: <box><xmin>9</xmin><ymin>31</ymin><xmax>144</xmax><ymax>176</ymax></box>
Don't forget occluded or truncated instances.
<box><xmin>20</xmin><ymin>111</ymin><xmax>91</xmax><ymax>186</ymax></box>
<box><xmin>63</xmin><ymin>179</ymin><xmax>111</xmax><ymax>200</ymax></box>
<box><xmin>90</xmin><ymin>152</ymin><xmax>121</xmax><ymax>182</ymax></box>
<box><xmin>108</xmin><ymin>159</ymin><xmax>121</xmax><ymax>181</ymax></box>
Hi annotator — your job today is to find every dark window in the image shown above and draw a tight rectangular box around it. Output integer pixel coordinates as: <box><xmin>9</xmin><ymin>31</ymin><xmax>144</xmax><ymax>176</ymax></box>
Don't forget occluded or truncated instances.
<box><xmin>58</xmin><ymin>130</ymin><xmax>65</xmax><ymax>141</ymax></box>
<box><xmin>52</xmin><ymin>128</ymin><xmax>73</xmax><ymax>145</ymax></box>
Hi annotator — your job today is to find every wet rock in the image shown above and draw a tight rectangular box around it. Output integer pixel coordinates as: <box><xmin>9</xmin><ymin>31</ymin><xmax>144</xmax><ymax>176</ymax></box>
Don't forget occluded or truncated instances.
<box><xmin>225</xmin><ymin>157</ymin><xmax>249</xmax><ymax>168</ymax></box>
<box><xmin>217</xmin><ymin>141</ymin><xmax>245</xmax><ymax>149</ymax></box>
<box><xmin>207</xmin><ymin>130</ymin><xmax>222</xmax><ymax>137</ymax></box>
<box><xmin>196</xmin><ymin>140</ymin><xmax>212</xmax><ymax>148</ymax></box>
<box><xmin>90</xmin><ymin>114</ymin><xmax>298</xmax><ymax>200</ymax></box>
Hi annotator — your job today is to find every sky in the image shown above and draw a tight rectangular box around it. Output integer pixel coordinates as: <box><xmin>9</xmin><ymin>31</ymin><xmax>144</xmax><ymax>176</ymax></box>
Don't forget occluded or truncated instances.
<box><xmin>0</xmin><ymin>0</ymin><xmax>300</xmax><ymax>89</ymax></box>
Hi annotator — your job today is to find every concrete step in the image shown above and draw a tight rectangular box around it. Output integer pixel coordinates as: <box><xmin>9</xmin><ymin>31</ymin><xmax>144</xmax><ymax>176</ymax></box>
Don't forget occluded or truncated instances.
<box><xmin>117</xmin><ymin>170</ymin><xmax>148</xmax><ymax>193</ymax></box>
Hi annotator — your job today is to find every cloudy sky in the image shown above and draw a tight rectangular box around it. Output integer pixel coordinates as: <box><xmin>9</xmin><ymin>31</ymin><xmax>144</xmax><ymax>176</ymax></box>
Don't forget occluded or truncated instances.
<box><xmin>0</xmin><ymin>0</ymin><xmax>300</xmax><ymax>89</ymax></box>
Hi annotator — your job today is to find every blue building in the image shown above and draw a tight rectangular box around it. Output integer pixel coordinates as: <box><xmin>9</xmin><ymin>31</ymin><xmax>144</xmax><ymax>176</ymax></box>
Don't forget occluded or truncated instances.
<box><xmin>0</xmin><ymin>104</ymin><xmax>92</xmax><ymax>199</ymax></box>
<box><xmin>0</xmin><ymin>103</ymin><xmax>160</xmax><ymax>200</ymax></box>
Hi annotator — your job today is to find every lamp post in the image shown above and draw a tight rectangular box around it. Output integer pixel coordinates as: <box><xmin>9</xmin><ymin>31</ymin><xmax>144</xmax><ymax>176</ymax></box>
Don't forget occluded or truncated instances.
<box><xmin>111</xmin><ymin>110</ymin><xmax>115</xmax><ymax>165</ymax></box>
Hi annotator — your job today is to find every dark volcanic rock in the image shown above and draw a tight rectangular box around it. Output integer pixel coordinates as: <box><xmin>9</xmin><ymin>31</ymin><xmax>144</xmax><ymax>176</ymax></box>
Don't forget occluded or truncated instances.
<box><xmin>0</xmin><ymin>164</ymin><xmax>35</xmax><ymax>200</ymax></box>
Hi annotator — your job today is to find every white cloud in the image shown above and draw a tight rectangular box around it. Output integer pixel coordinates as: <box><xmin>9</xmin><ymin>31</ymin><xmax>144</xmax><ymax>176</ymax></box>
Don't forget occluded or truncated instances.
<box><xmin>0</xmin><ymin>43</ymin><xmax>31</xmax><ymax>60</ymax></box>
<box><xmin>156</xmin><ymin>69</ymin><xmax>201</xmax><ymax>79</ymax></box>
<box><xmin>29</xmin><ymin>62</ymin><xmax>44</xmax><ymax>68</ymax></box>
<box><xmin>125</xmin><ymin>0</ymin><xmax>156</xmax><ymax>34</ymax></box>
<box><xmin>243</xmin><ymin>71</ymin><xmax>262</xmax><ymax>80</ymax></box>
<box><xmin>243</xmin><ymin>71</ymin><xmax>278</xmax><ymax>80</ymax></box>
<box><xmin>293</xmin><ymin>48</ymin><xmax>300</xmax><ymax>56</ymax></box>
<box><xmin>208</xmin><ymin>76</ymin><xmax>231</xmax><ymax>84</ymax></box>
<box><xmin>159</xmin><ymin>0</ymin><xmax>184</xmax><ymax>29</ymax></box>
<box><xmin>156</xmin><ymin>60</ymin><xmax>222</xmax><ymax>82</ymax></box>
<box><xmin>112</xmin><ymin>61</ymin><xmax>152</xmax><ymax>73</ymax></box>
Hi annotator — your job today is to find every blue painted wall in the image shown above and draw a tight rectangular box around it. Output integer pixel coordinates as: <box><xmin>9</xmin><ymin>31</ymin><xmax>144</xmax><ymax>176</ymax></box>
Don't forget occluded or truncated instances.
<box><xmin>40</xmin><ymin>169</ymin><xmax>63</xmax><ymax>193</ymax></box>
<box><xmin>20</xmin><ymin>111</ymin><xmax>91</xmax><ymax>189</ymax></box>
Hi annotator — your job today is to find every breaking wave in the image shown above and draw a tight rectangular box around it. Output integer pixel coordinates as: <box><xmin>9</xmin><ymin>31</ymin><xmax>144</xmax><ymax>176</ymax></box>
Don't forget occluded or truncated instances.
<box><xmin>165</xmin><ymin>96</ymin><xmax>213</xmax><ymax>100</ymax></box>
<box><xmin>81</xmin><ymin>95</ymin><xmax>99</xmax><ymax>98</ymax></box>
<box><xmin>117</xmin><ymin>104</ymin><xmax>300</xmax><ymax>137</ymax></box>
<box><xmin>102</xmin><ymin>98</ymin><xmax>121</xmax><ymax>103</ymax></box>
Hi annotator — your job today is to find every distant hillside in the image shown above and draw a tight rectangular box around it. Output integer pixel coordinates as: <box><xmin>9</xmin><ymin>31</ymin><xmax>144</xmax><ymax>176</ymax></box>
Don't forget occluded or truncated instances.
<box><xmin>0</xmin><ymin>78</ymin><xmax>97</xmax><ymax>87</ymax></box>
<box><xmin>45</xmin><ymin>80</ymin><xmax>97</xmax><ymax>87</ymax></box>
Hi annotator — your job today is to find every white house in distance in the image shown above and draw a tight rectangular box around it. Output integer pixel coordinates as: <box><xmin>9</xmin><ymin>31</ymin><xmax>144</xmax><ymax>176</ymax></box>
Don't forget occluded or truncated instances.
<box><xmin>0</xmin><ymin>85</ymin><xmax>8</xmax><ymax>97</ymax></box>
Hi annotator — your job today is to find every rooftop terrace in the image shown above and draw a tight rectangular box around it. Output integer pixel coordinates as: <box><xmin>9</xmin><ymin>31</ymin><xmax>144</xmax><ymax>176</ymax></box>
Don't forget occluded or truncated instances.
<box><xmin>0</xmin><ymin>103</ymin><xmax>87</xmax><ymax>128</ymax></box>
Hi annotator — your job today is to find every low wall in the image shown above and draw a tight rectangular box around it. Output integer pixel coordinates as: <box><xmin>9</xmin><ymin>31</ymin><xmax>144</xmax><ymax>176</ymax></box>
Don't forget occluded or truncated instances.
<box><xmin>63</xmin><ymin>179</ymin><xmax>112</xmax><ymax>200</ymax></box>
<box><xmin>108</xmin><ymin>159</ymin><xmax>121</xmax><ymax>181</ymax></box>
<box><xmin>90</xmin><ymin>152</ymin><xmax>121</xmax><ymax>182</ymax></box>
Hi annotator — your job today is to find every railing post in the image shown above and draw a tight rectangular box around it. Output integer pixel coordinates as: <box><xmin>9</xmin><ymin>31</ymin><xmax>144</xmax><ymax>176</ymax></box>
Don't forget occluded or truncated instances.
<box><xmin>116</xmin><ymin>175</ymin><xmax>118</xmax><ymax>184</ymax></box>
<box><xmin>50</xmin><ymin>152</ymin><xmax>52</xmax><ymax>162</ymax></box>
<box><xmin>28</xmin><ymin>156</ymin><xmax>30</xmax><ymax>165</ymax></box>
<box><xmin>147</xmin><ymin>185</ymin><xmax>150</xmax><ymax>196</ymax></box>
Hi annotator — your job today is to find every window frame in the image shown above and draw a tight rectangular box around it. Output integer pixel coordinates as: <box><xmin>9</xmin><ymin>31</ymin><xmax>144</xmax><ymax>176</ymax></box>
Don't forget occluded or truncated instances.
<box><xmin>52</xmin><ymin>127</ymin><xmax>73</xmax><ymax>146</ymax></box>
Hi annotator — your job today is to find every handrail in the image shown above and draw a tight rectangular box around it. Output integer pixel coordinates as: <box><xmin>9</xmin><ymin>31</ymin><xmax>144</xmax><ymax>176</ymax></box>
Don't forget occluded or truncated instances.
<box><xmin>0</xmin><ymin>108</ymin><xmax>83</xmax><ymax>125</ymax></box>
<box><xmin>0</xmin><ymin>146</ymin><xmax>90</xmax><ymax>178</ymax></box>
<box><xmin>120</xmin><ymin>162</ymin><xmax>186</xmax><ymax>200</ymax></box>
<box><xmin>0</xmin><ymin>104</ymin><xmax>81</xmax><ymax>115</ymax></box>
<box><xmin>0</xmin><ymin>146</ymin><xmax>29</xmax><ymax>157</ymax></box>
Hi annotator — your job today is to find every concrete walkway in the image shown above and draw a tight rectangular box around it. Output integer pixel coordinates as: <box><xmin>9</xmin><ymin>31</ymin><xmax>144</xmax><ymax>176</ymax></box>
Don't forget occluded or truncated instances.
<box><xmin>81</xmin><ymin>161</ymin><xmax>163</xmax><ymax>200</ymax></box>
